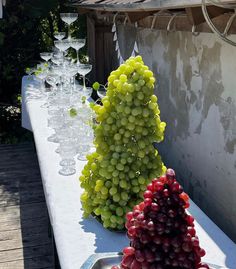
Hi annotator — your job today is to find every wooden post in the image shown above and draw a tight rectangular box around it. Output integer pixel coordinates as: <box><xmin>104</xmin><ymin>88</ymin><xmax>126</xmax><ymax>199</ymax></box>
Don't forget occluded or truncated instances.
<box><xmin>87</xmin><ymin>14</ymin><xmax>118</xmax><ymax>85</ymax></box>
<box><xmin>87</xmin><ymin>15</ymin><xmax>96</xmax><ymax>83</ymax></box>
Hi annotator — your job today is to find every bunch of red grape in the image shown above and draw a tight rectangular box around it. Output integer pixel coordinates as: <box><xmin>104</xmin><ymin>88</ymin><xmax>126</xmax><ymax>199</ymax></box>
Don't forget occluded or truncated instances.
<box><xmin>79</xmin><ymin>56</ymin><xmax>166</xmax><ymax>230</ymax></box>
<box><xmin>113</xmin><ymin>169</ymin><xmax>210</xmax><ymax>269</ymax></box>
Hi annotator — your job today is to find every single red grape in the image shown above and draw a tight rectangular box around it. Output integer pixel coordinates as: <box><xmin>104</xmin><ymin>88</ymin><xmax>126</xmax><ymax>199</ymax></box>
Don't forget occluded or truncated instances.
<box><xmin>133</xmin><ymin>205</ymin><xmax>141</xmax><ymax>211</ymax></box>
<box><xmin>122</xmin><ymin>255</ymin><xmax>134</xmax><ymax>267</ymax></box>
<box><xmin>151</xmin><ymin>202</ymin><xmax>159</xmax><ymax>211</ymax></box>
<box><xmin>153</xmin><ymin>181</ymin><xmax>164</xmax><ymax>192</ymax></box>
<box><xmin>126</xmin><ymin>212</ymin><xmax>133</xmax><ymax>221</ymax></box>
<box><xmin>144</xmin><ymin>198</ymin><xmax>152</xmax><ymax>206</ymax></box>
<box><xmin>180</xmin><ymin>192</ymin><xmax>189</xmax><ymax>202</ymax></box>
<box><xmin>187</xmin><ymin>227</ymin><xmax>196</xmax><ymax>236</ymax></box>
<box><xmin>144</xmin><ymin>190</ymin><xmax>153</xmax><ymax>199</ymax></box>
<box><xmin>186</xmin><ymin>215</ymin><xmax>194</xmax><ymax>225</ymax></box>
<box><xmin>128</xmin><ymin>226</ymin><xmax>137</xmax><ymax>237</ymax></box>
<box><xmin>123</xmin><ymin>247</ymin><xmax>135</xmax><ymax>256</ymax></box>
<box><xmin>166</xmin><ymin>168</ymin><xmax>175</xmax><ymax>180</ymax></box>
<box><xmin>170</xmin><ymin>181</ymin><xmax>180</xmax><ymax>193</ymax></box>
<box><xmin>139</xmin><ymin>202</ymin><xmax>145</xmax><ymax>211</ymax></box>
<box><xmin>159</xmin><ymin>175</ymin><xmax>167</xmax><ymax>184</ymax></box>
<box><xmin>133</xmin><ymin>210</ymin><xmax>141</xmax><ymax>218</ymax></box>
<box><xmin>199</xmin><ymin>248</ymin><xmax>206</xmax><ymax>257</ymax></box>
<box><xmin>147</xmin><ymin>183</ymin><xmax>154</xmax><ymax>192</ymax></box>
<box><xmin>163</xmin><ymin>189</ymin><xmax>169</xmax><ymax>197</ymax></box>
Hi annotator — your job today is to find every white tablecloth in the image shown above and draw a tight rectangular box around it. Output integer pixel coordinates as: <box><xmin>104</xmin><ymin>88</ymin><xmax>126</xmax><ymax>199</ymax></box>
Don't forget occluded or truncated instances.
<box><xmin>22</xmin><ymin>76</ymin><xmax>236</xmax><ymax>269</ymax></box>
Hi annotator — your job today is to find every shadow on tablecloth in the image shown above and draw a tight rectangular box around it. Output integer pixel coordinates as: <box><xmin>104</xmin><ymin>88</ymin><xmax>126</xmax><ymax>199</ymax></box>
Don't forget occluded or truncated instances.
<box><xmin>79</xmin><ymin>216</ymin><xmax>128</xmax><ymax>253</ymax></box>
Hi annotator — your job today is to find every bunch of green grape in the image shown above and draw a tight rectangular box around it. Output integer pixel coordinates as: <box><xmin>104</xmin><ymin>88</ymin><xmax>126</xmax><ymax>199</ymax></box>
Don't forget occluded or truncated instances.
<box><xmin>80</xmin><ymin>55</ymin><xmax>166</xmax><ymax>230</ymax></box>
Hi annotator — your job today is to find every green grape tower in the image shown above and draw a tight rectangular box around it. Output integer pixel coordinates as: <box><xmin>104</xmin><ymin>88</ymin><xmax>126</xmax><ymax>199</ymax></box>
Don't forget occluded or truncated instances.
<box><xmin>80</xmin><ymin>55</ymin><xmax>166</xmax><ymax>230</ymax></box>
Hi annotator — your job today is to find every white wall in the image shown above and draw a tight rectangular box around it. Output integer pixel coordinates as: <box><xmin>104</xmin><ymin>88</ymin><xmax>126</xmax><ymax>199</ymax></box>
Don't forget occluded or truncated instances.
<box><xmin>117</xmin><ymin>25</ymin><xmax>236</xmax><ymax>241</ymax></box>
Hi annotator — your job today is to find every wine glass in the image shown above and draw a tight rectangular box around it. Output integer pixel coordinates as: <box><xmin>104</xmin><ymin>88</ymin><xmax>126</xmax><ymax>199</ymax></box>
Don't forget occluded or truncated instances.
<box><xmin>70</xmin><ymin>39</ymin><xmax>86</xmax><ymax>64</ymax></box>
<box><xmin>54</xmin><ymin>32</ymin><xmax>66</xmax><ymax>40</ymax></box>
<box><xmin>47</xmin><ymin>115</ymin><xmax>64</xmax><ymax>143</ymax></box>
<box><xmin>51</xmin><ymin>52</ymin><xmax>64</xmax><ymax>65</ymax></box>
<box><xmin>97</xmin><ymin>86</ymin><xmax>107</xmax><ymax>99</ymax></box>
<box><xmin>40</xmin><ymin>52</ymin><xmax>53</xmax><ymax>62</ymax></box>
<box><xmin>60</xmin><ymin>13</ymin><xmax>78</xmax><ymax>39</ymax></box>
<box><xmin>54</xmin><ymin>40</ymin><xmax>71</xmax><ymax>53</ymax></box>
<box><xmin>58</xmin><ymin>138</ymin><xmax>77</xmax><ymax>176</ymax></box>
<box><xmin>77</xmin><ymin>64</ymin><xmax>92</xmax><ymax>91</ymax></box>
<box><xmin>35</xmin><ymin>67</ymin><xmax>48</xmax><ymax>92</ymax></box>
<box><xmin>77</xmin><ymin>124</ymin><xmax>94</xmax><ymax>161</ymax></box>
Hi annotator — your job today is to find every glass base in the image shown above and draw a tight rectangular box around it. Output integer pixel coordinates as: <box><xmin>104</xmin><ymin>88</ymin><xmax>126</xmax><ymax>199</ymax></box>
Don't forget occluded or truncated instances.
<box><xmin>47</xmin><ymin>134</ymin><xmax>58</xmax><ymax>143</ymax></box>
<box><xmin>59</xmin><ymin>166</ymin><xmax>76</xmax><ymax>176</ymax></box>
<box><xmin>60</xmin><ymin>159</ymin><xmax>75</xmax><ymax>166</ymax></box>
<box><xmin>40</xmin><ymin>102</ymin><xmax>49</xmax><ymax>108</ymax></box>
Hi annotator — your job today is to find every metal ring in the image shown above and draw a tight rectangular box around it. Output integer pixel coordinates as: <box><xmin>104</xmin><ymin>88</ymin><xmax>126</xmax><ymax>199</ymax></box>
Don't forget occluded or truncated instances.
<box><xmin>113</xmin><ymin>12</ymin><xmax>119</xmax><ymax>24</ymax></box>
<box><xmin>206</xmin><ymin>0</ymin><xmax>236</xmax><ymax>9</ymax></box>
<box><xmin>151</xmin><ymin>10</ymin><xmax>163</xmax><ymax>29</ymax></box>
<box><xmin>202</xmin><ymin>0</ymin><xmax>236</xmax><ymax>46</ymax></box>
<box><xmin>192</xmin><ymin>24</ymin><xmax>200</xmax><ymax>36</ymax></box>
<box><xmin>167</xmin><ymin>13</ymin><xmax>178</xmax><ymax>32</ymax></box>
<box><xmin>223</xmin><ymin>10</ymin><xmax>236</xmax><ymax>36</ymax></box>
<box><xmin>124</xmin><ymin>16</ymin><xmax>128</xmax><ymax>26</ymax></box>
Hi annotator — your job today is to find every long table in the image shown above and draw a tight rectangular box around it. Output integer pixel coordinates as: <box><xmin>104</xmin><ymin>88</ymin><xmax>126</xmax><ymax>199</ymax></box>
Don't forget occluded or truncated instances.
<box><xmin>22</xmin><ymin>75</ymin><xmax>236</xmax><ymax>269</ymax></box>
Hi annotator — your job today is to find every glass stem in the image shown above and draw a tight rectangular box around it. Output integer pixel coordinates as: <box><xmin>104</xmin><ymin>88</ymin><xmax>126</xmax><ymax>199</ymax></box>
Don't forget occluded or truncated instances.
<box><xmin>83</xmin><ymin>76</ymin><xmax>86</xmax><ymax>90</ymax></box>
<box><xmin>76</xmin><ymin>50</ymin><xmax>79</xmax><ymax>64</ymax></box>
<box><xmin>73</xmin><ymin>76</ymin><xmax>76</xmax><ymax>91</ymax></box>
<box><xmin>60</xmin><ymin>76</ymin><xmax>63</xmax><ymax>93</ymax></box>
<box><xmin>68</xmin><ymin>25</ymin><xmax>70</xmax><ymax>39</ymax></box>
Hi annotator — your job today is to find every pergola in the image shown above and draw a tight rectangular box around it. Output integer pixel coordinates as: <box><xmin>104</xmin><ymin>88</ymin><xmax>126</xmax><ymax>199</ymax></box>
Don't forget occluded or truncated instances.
<box><xmin>68</xmin><ymin>0</ymin><xmax>236</xmax><ymax>82</ymax></box>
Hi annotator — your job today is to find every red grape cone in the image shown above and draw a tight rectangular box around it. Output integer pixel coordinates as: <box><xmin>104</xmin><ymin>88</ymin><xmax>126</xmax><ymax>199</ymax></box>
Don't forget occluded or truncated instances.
<box><xmin>113</xmin><ymin>169</ymin><xmax>210</xmax><ymax>269</ymax></box>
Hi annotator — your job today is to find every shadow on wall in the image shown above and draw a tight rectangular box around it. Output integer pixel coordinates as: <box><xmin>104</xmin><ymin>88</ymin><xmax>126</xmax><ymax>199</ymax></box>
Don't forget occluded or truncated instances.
<box><xmin>144</xmin><ymin>29</ymin><xmax>236</xmax><ymax>266</ymax></box>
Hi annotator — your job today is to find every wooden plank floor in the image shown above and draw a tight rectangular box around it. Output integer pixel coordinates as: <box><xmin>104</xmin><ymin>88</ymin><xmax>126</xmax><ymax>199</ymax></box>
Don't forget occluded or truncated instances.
<box><xmin>0</xmin><ymin>143</ymin><xmax>54</xmax><ymax>269</ymax></box>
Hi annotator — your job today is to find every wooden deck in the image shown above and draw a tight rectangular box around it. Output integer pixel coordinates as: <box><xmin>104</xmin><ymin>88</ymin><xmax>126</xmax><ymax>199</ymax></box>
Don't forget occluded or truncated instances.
<box><xmin>0</xmin><ymin>143</ymin><xmax>54</xmax><ymax>269</ymax></box>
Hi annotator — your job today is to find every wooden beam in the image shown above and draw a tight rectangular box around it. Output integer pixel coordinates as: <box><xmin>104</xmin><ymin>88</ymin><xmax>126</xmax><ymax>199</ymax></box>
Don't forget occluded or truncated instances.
<box><xmin>86</xmin><ymin>8</ymin><xmax>236</xmax><ymax>34</ymax></box>
<box><xmin>76</xmin><ymin>7</ymin><xmax>90</xmax><ymax>14</ymax></box>
<box><xmin>137</xmin><ymin>12</ymin><xmax>236</xmax><ymax>34</ymax></box>
<box><xmin>186</xmin><ymin>7</ymin><xmax>204</xmax><ymax>25</ymax></box>
<box><xmin>72</xmin><ymin>0</ymin><xmax>236</xmax><ymax>12</ymax></box>
<box><xmin>186</xmin><ymin>6</ymin><xmax>231</xmax><ymax>26</ymax></box>
<box><xmin>125</xmin><ymin>11</ymin><xmax>156</xmax><ymax>23</ymax></box>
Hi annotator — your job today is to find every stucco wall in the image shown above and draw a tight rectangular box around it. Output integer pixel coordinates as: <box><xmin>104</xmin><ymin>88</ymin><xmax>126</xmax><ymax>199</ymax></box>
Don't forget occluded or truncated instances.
<box><xmin>117</xmin><ymin>24</ymin><xmax>236</xmax><ymax>242</ymax></box>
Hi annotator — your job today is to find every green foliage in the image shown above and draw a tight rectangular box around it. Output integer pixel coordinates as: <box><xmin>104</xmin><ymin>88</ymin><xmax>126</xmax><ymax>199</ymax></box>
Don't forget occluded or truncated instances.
<box><xmin>0</xmin><ymin>105</ymin><xmax>33</xmax><ymax>144</ymax></box>
<box><xmin>0</xmin><ymin>0</ymin><xmax>86</xmax><ymax>143</ymax></box>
